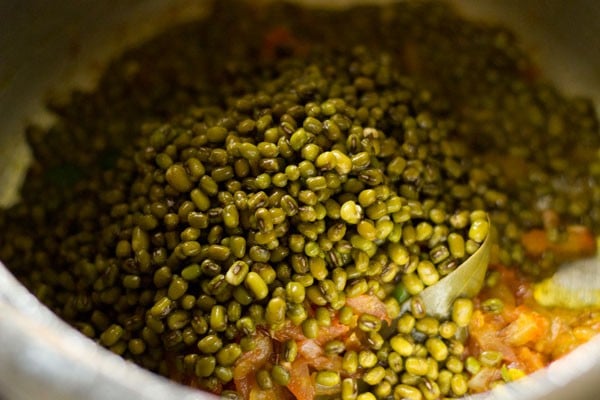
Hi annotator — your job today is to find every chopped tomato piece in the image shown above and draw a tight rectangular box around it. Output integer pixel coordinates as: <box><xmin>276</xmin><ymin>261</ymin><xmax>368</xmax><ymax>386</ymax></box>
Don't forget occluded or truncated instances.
<box><xmin>236</xmin><ymin>374</ymin><xmax>255</xmax><ymax>400</ymax></box>
<box><xmin>249</xmin><ymin>389</ymin><xmax>276</xmax><ymax>400</ymax></box>
<box><xmin>521</xmin><ymin>225</ymin><xmax>596</xmax><ymax>260</ymax></box>
<box><xmin>272</xmin><ymin>318</ymin><xmax>350</xmax><ymax>345</ymax></box>
<box><xmin>287</xmin><ymin>357</ymin><xmax>315</xmax><ymax>400</ymax></box>
<box><xmin>234</xmin><ymin>332</ymin><xmax>273</xmax><ymax>399</ymax></box>
<box><xmin>311</xmin><ymin>354</ymin><xmax>343</xmax><ymax>372</ymax></box>
<box><xmin>514</xmin><ymin>347</ymin><xmax>546</xmax><ymax>373</ymax></box>
<box><xmin>297</xmin><ymin>339</ymin><xmax>343</xmax><ymax>371</ymax></box>
<box><xmin>249</xmin><ymin>385</ymin><xmax>289</xmax><ymax>400</ymax></box>
<box><xmin>521</xmin><ymin>229</ymin><xmax>549</xmax><ymax>258</ymax></box>
<box><xmin>468</xmin><ymin>367</ymin><xmax>502</xmax><ymax>393</ymax></box>
<box><xmin>468</xmin><ymin>309</ymin><xmax>518</xmax><ymax>363</ymax></box>
<box><xmin>234</xmin><ymin>332</ymin><xmax>273</xmax><ymax>378</ymax></box>
<box><xmin>500</xmin><ymin>306</ymin><xmax>548</xmax><ymax>347</ymax></box>
<box><xmin>271</xmin><ymin>320</ymin><xmax>305</xmax><ymax>342</ymax></box>
<box><xmin>315</xmin><ymin>318</ymin><xmax>351</xmax><ymax>345</ymax></box>
<box><xmin>343</xmin><ymin>331</ymin><xmax>364</xmax><ymax>352</ymax></box>
<box><xmin>297</xmin><ymin>338</ymin><xmax>322</xmax><ymax>360</ymax></box>
<box><xmin>469</xmin><ymin>263</ymin><xmax>600</xmax><ymax>393</ymax></box>
<box><xmin>553</xmin><ymin>225</ymin><xmax>596</xmax><ymax>259</ymax></box>
<box><xmin>345</xmin><ymin>294</ymin><xmax>391</xmax><ymax>324</ymax></box>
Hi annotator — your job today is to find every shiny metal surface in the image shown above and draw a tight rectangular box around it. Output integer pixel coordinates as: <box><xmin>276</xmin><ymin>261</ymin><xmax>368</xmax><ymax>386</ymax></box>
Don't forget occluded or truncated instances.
<box><xmin>0</xmin><ymin>1</ymin><xmax>599</xmax><ymax>399</ymax></box>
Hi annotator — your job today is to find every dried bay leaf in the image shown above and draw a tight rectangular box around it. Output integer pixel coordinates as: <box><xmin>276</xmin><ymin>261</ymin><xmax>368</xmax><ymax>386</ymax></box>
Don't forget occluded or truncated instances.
<box><xmin>400</xmin><ymin>218</ymin><xmax>492</xmax><ymax>320</ymax></box>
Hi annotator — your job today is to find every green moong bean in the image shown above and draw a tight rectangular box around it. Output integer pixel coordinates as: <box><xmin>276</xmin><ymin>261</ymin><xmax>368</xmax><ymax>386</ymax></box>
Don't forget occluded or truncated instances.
<box><xmin>301</xmin><ymin>317</ymin><xmax>319</xmax><ymax>339</ymax></box>
<box><xmin>209</xmin><ymin>305</ymin><xmax>227</xmax><ymax>332</ymax></box>
<box><xmin>214</xmin><ymin>366</ymin><xmax>233</xmax><ymax>383</ymax></box>
<box><xmin>190</xmin><ymin>189</ymin><xmax>210</xmax><ymax>211</ymax></box>
<box><xmin>415</xmin><ymin>317</ymin><xmax>440</xmax><ymax>336</ymax></box>
<box><xmin>338</xmin><ymin>306</ymin><xmax>355</xmax><ymax>326</ymax></box>
<box><xmin>235</xmin><ymin>317</ymin><xmax>255</xmax><ymax>336</ymax></box>
<box><xmin>285</xmin><ymin>281</ymin><xmax>305</xmax><ymax>304</ymax></box>
<box><xmin>227</xmin><ymin>301</ymin><xmax>242</xmax><ymax>322</ymax></box>
<box><xmin>100</xmin><ymin>324</ymin><xmax>124</xmax><ymax>347</ymax></box>
<box><xmin>390</xmin><ymin>335</ymin><xmax>414</xmax><ymax>357</ymax></box>
<box><xmin>405</xmin><ymin>357</ymin><xmax>429</xmax><ymax>376</ymax></box>
<box><xmin>244</xmin><ymin>271</ymin><xmax>268</xmax><ymax>300</ymax></box>
<box><xmin>356</xmin><ymin>392</ymin><xmax>377</xmax><ymax>400</ymax></box>
<box><xmin>465</xmin><ymin>356</ymin><xmax>481</xmax><ymax>375</ymax></box>
<box><xmin>283</xmin><ymin>339</ymin><xmax>298</xmax><ymax>362</ymax></box>
<box><xmin>195</xmin><ymin>356</ymin><xmax>216</xmax><ymax>378</ymax></box>
<box><xmin>358</xmin><ymin>350</ymin><xmax>378</xmax><ymax>368</ymax></box>
<box><xmin>223</xmin><ymin>204</ymin><xmax>240</xmax><ymax>228</ymax></box>
<box><xmin>446</xmin><ymin>355</ymin><xmax>464</xmax><ymax>373</ymax></box>
<box><xmin>341</xmin><ymin>378</ymin><xmax>358</xmax><ymax>400</ymax></box>
<box><xmin>165</xmin><ymin>164</ymin><xmax>193</xmax><ymax>192</ymax></box>
<box><xmin>447</xmin><ymin>232</ymin><xmax>465</xmax><ymax>259</ymax></box>
<box><xmin>122</xmin><ymin>274</ymin><xmax>141</xmax><ymax>289</ymax></box>
<box><xmin>358</xmin><ymin>313</ymin><xmax>381</xmax><ymax>332</ymax></box>
<box><xmin>232</xmin><ymin>286</ymin><xmax>254</xmax><ymax>306</ymax></box>
<box><xmin>438</xmin><ymin>321</ymin><xmax>458</xmax><ymax>339</ymax></box>
<box><xmin>479</xmin><ymin>350</ymin><xmax>503</xmax><ymax>367</ymax></box>
<box><xmin>315</xmin><ymin>306</ymin><xmax>332</xmax><ymax>327</ymax></box>
<box><xmin>286</xmin><ymin>303</ymin><xmax>308</xmax><ymax>326</ymax></box>
<box><xmin>315</xmin><ymin>371</ymin><xmax>341</xmax><ymax>387</ymax></box>
<box><xmin>271</xmin><ymin>364</ymin><xmax>291</xmax><ymax>386</ymax></box>
<box><xmin>342</xmin><ymin>350</ymin><xmax>359</xmax><ymax>374</ymax></box>
<box><xmin>438</xmin><ymin>369</ymin><xmax>453</xmax><ymax>396</ymax></box>
<box><xmin>309</xmin><ymin>257</ymin><xmax>328</xmax><ymax>280</ymax></box>
<box><xmin>197</xmin><ymin>334</ymin><xmax>223</xmax><ymax>354</ymax></box>
<box><xmin>468</xmin><ymin>218</ymin><xmax>489</xmax><ymax>243</ymax></box>
<box><xmin>450</xmin><ymin>373</ymin><xmax>468</xmax><ymax>397</ymax></box>
<box><xmin>206</xmin><ymin>126</ymin><xmax>228</xmax><ymax>143</ymax></box>
<box><xmin>167</xmin><ymin>310</ymin><xmax>190</xmax><ymax>330</ymax></box>
<box><xmin>150</xmin><ymin>297</ymin><xmax>173</xmax><ymax>318</ymax></box>
<box><xmin>168</xmin><ymin>276</ymin><xmax>188</xmax><ymax>300</ymax></box>
<box><xmin>452</xmin><ymin>298</ymin><xmax>474</xmax><ymax>328</ymax></box>
<box><xmin>225</xmin><ymin>261</ymin><xmax>249</xmax><ymax>286</ymax></box>
<box><xmin>388</xmin><ymin>351</ymin><xmax>404</xmax><ymax>373</ymax></box>
<box><xmin>363</xmin><ymin>365</ymin><xmax>386</xmax><ymax>386</ymax></box>
<box><xmin>128</xmin><ymin>338</ymin><xmax>146</xmax><ymax>355</ymax></box>
<box><xmin>324</xmin><ymin>339</ymin><xmax>345</xmax><ymax>355</ymax></box>
<box><xmin>216</xmin><ymin>343</ymin><xmax>242</xmax><ymax>367</ymax></box>
<box><xmin>426</xmin><ymin>338</ymin><xmax>449</xmax><ymax>362</ymax></box>
<box><xmin>482</xmin><ymin>297</ymin><xmax>504</xmax><ymax>314</ymax></box>
<box><xmin>265</xmin><ymin>297</ymin><xmax>286</xmax><ymax>326</ymax></box>
<box><xmin>340</xmin><ymin>200</ymin><xmax>363</xmax><ymax>224</ymax></box>
<box><xmin>394</xmin><ymin>384</ymin><xmax>423</xmax><ymax>400</ymax></box>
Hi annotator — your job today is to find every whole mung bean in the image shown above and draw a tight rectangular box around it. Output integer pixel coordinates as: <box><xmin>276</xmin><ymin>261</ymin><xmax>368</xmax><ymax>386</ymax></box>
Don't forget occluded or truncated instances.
<box><xmin>452</xmin><ymin>298</ymin><xmax>474</xmax><ymax>328</ymax></box>
<box><xmin>316</xmin><ymin>371</ymin><xmax>341</xmax><ymax>387</ymax></box>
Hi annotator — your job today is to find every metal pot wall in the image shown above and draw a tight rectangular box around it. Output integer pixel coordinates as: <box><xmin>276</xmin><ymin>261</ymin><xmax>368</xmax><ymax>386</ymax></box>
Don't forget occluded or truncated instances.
<box><xmin>0</xmin><ymin>1</ymin><xmax>598</xmax><ymax>399</ymax></box>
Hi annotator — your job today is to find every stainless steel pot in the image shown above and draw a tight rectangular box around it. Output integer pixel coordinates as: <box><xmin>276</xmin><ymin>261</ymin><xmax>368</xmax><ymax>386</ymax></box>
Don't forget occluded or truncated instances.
<box><xmin>1</xmin><ymin>1</ymin><xmax>599</xmax><ymax>399</ymax></box>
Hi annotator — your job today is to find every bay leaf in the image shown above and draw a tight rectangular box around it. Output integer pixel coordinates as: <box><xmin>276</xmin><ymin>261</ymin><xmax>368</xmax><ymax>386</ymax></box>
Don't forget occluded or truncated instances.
<box><xmin>400</xmin><ymin>218</ymin><xmax>492</xmax><ymax>320</ymax></box>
